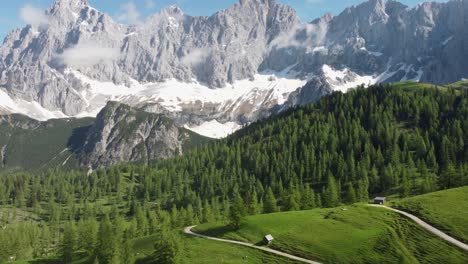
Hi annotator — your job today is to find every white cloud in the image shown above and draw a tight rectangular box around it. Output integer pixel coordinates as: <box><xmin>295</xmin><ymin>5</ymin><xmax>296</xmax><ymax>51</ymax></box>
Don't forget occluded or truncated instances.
<box><xmin>270</xmin><ymin>21</ymin><xmax>329</xmax><ymax>50</ymax></box>
<box><xmin>20</xmin><ymin>5</ymin><xmax>49</xmax><ymax>27</ymax></box>
<box><xmin>145</xmin><ymin>0</ymin><xmax>156</xmax><ymax>9</ymax></box>
<box><xmin>58</xmin><ymin>41</ymin><xmax>120</xmax><ymax>67</ymax></box>
<box><xmin>180</xmin><ymin>48</ymin><xmax>211</xmax><ymax>66</ymax></box>
<box><xmin>117</xmin><ymin>2</ymin><xmax>141</xmax><ymax>25</ymax></box>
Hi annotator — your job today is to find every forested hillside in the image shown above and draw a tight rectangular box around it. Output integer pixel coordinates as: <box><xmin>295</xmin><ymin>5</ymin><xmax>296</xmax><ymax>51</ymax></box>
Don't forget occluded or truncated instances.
<box><xmin>1</xmin><ymin>84</ymin><xmax>467</xmax><ymax>263</ymax></box>
<box><xmin>144</xmin><ymin>83</ymin><xmax>468</xmax><ymax>209</ymax></box>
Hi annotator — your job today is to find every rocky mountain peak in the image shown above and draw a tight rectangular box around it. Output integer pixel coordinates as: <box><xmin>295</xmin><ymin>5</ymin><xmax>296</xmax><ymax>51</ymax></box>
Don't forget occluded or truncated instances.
<box><xmin>312</xmin><ymin>12</ymin><xmax>334</xmax><ymax>24</ymax></box>
<box><xmin>79</xmin><ymin>101</ymin><xmax>204</xmax><ymax>168</ymax></box>
<box><xmin>48</xmin><ymin>0</ymin><xmax>90</xmax><ymax>14</ymax></box>
<box><xmin>46</xmin><ymin>0</ymin><xmax>94</xmax><ymax>28</ymax></box>
<box><xmin>161</xmin><ymin>5</ymin><xmax>184</xmax><ymax>16</ymax></box>
<box><xmin>239</xmin><ymin>0</ymin><xmax>275</xmax><ymax>7</ymax></box>
<box><xmin>356</xmin><ymin>0</ymin><xmax>388</xmax><ymax>21</ymax></box>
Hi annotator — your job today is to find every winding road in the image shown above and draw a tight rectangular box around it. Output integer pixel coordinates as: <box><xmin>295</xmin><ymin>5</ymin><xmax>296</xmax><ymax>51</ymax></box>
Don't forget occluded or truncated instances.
<box><xmin>185</xmin><ymin>206</ymin><xmax>467</xmax><ymax>263</ymax></box>
<box><xmin>183</xmin><ymin>226</ymin><xmax>321</xmax><ymax>264</ymax></box>
<box><xmin>369</xmin><ymin>205</ymin><xmax>468</xmax><ymax>251</ymax></box>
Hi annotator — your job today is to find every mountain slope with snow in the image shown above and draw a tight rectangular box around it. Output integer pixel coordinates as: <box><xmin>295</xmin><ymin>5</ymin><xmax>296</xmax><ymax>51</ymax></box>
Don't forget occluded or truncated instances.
<box><xmin>0</xmin><ymin>0</ymin><xmax>467</xmax><ymax>138</ymax></box>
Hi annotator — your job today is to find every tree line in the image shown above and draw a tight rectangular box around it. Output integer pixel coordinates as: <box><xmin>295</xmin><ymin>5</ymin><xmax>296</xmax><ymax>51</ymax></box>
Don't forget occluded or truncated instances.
<box><xmin>0</xmin><ymin>84</ymin><xmax>467</xmax><ymax>263</ymax></box>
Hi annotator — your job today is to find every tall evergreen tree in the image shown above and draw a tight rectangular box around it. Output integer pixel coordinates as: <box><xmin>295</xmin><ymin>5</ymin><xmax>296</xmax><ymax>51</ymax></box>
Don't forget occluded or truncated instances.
<box><xmin>263</xmin><ymin>187</ymin><xmax>278</xmax><ymax>213</ymax></box>
<box><xmin>229</xmin><ymin>193</ymin><xmax>246</xmax><ymax>230</ymax></box>
<box><xmin>60</xmin><ymin>221</ymin><xmax>76</xmax><ymax>263</ymax></box>
<box><xmin>323</xmin><ymin>175</ymin><xmax>340</xmax><ymax>208</ymax></box>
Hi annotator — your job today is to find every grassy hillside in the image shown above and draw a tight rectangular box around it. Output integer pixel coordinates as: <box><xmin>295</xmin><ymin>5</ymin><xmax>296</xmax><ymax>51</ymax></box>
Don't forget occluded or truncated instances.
<box><xmin>393</xmin><ymin>186</ymin><xmax>468</xmax><ymax>242</ymax></box>
<box><xmin>2</xmin><ymin>83</ymin><xmax>467</xmax><ymax>263</ymax></box>
<box><xmin>195</xmin><ymin>205</ymin><xmax>468</xmax><ymax>263</ymax></box>
<box><xmin>133</xmin><ymin>234</ymin><xmax>301</xmax><ymax>264</ymax></box>
<box><xmin>448</xmin><ymin>80</ymin><xmax>468</xmax><ymax>90</ymax></box>
<box><xmin>0</xmin><ymin>116</ymin><xmax>94</xmax><ymax>170</ymax></box>
<box><xmin>12</xmin><ymin>232</ymin><xmax>301</xmax><ymax>264</ymax></box>
<box><xmin>0</xmin><ymin>108</ymin><xmax>211</xmax><ymax>171</ymax></box>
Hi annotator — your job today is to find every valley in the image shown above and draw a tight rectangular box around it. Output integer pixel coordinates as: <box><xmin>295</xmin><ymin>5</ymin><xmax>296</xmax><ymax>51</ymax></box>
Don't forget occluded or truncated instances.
<box><xmin>0</xmin><ymin>83</ymin><xmax>466</xmax><ymax>263</ymax></box>
<box><xmin>0</xmin><ymin>0</ymin><xmax>467</xmax><ymax>263</ymax></box>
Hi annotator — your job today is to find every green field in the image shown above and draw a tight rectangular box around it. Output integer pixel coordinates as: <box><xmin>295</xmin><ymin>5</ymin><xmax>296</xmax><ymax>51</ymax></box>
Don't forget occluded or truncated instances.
<box><xmin>195</xmin><ymin>205</ymin><xmax>468</xmax><ymax>263</ymax></box>
<box><xmin>393</xmin><ymin>186</ymin><xmax>468</xmax><ymax>242</ymax></box>
<box><xmin>448</xmin><ymin>80</ymin><xmax>468</xmax><ymax>90</ymax></box>
<box><xmin>392</xmin><ymin>81</ymin><xmax>443</xmax><ymax>91</ymax></box>
<box><xmin>132</xmin><ymin>234</ymin><xmax>300</xmax><ymax>264</ymax></box>
<box><xmin>11</xmin><ymin>231</ymin><xmax>300</xmax><ymax>264</ymax></box>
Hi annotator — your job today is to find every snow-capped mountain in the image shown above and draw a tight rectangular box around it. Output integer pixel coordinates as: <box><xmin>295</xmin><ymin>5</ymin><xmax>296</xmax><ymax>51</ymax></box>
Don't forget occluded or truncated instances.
<box><xmin>0</xmin><ymin>0</ymin><xmax>467</xmax><ymax>138</ymax></box>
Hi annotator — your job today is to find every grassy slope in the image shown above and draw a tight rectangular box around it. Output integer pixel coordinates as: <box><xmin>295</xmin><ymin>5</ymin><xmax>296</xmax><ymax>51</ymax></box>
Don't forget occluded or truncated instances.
<box><xmin>392</xmin><ymin>81</ymin><xmax>443</xmax><ymax>91</ymax></box>
<box><xmin>0</xmin><ymin>117</ymin><xmax>94</xmax><ymax>170</ymax></box>
<box><xmin>13</xmin><ymin>230</ymin><xmax>300</xmax><ymax>264</ymax></box>
<box><xmin>448</xmin><ymin>80</ymin><xmax>468</xmax><ymax>90</ymax></box>
<box><xmin>393</xmin><ymin>186</ymin><xmax>468</xmax><ymax>242</ymax></box>
<box><xmin>132</xmin><ymin>234</ymin><xmax>300</xmax><ymax>264</ymax></box>
<box><xmin>195</xmin><ymin>205</ymin><xmax>468</xmax><ymax>264</ymax></box>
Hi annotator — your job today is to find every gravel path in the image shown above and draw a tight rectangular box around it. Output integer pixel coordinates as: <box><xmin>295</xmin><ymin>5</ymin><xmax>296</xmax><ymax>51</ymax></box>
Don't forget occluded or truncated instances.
<box><xmin>369</xmin><ymin>204</ymin><xmax>468</xmax><ymax>251</ymax></box>
<box><xmin>183</xmin><ymin>225</ymin><xmax>321</xmax><ymax>264</ymax></box>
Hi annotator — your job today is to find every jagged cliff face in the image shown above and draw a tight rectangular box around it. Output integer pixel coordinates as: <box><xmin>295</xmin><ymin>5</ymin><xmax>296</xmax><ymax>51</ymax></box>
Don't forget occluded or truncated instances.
<box><xmin>0</xmin><ymin>0</ymin><xmax>467</xmax><ymax>138</ymax></box>
<box><xmin>79</xmin><ymin>102</ymin><xmax>198</xmax><ymax>168</ymax></box>
<box><xmin>0</xmin><ymin>102</ymin><xmax>207</xmax><ymax>169</ymax></box>
<box><xmin>265</xmin><ymin>0</ymin><xmax>468</xmax><ymax>102</ymax></box>
<box><xmin>0</xmin><ymin>0</ymin><xmax>299</xmax><ymax>118</ymax></box>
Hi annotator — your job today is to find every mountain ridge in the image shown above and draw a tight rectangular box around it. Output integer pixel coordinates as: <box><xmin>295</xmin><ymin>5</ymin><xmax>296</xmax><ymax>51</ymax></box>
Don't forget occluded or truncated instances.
<box><xmin>0</xmin><ymin>101</ymin><xmax>209</xmax><ymax>170</ymax></box>
<box><xmin>0</xmin><ymin>0</ymin><xmax>467</xmax><ymax>137</ymax></box>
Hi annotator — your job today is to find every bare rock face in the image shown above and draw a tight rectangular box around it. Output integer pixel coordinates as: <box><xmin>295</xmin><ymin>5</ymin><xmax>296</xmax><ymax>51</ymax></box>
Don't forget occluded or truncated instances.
<box><xmin>79</xmin><ymin>101</ymin><xmax>199</xmax><ymax>168</ymax></box>
<box><xmin>269</xmin><ymin>0</ymin><xmax>468</xmax><ymax>106</ymax></box>
<box><xmin>0</xmin><ymin>0</ymin><xmax>468</xmax><ymax>136</ymax></box>
<box><xmin>0</xmin><ymin>102</ymin><xmax>205</xmax><ymax>169</ymax></box>
<box><xmin>0</xmin><ymin>0</ymin><xmax>299</xmax><ymax>116</ymax></box>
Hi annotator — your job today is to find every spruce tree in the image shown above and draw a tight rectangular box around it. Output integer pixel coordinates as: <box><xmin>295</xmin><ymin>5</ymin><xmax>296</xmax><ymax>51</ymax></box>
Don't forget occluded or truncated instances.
<box><xmin>323</xmin><ymin>175</ymin><xmax>339</xmax><ymax>208</ymax></box>
<box><xmin>263</xmin><ymin>187</ymin><xmax>278</xmax><ymax>213</ymax></box>
<box><xmin>152</xmin><ymin>230</ymin><xmax>180</xmax><ymax>264</ymax></box>
<box><xmin>344</xmin><ymin>183</ymin><xmax>357</xmax><ymax>204</ymax></box>
<box><xmin>229</xmin><ymin>193</ymin><xmax>246</xmax><ymax>229</ymax></box>
<box><xmin>60</xmin><ymin>221</ymin><xmax>76</xmax><ymax>263</ymax></box>
<box><xmin>401</xmin><ymin>173</ymin><xmax>410</xmax><ymax>197</ymax></box>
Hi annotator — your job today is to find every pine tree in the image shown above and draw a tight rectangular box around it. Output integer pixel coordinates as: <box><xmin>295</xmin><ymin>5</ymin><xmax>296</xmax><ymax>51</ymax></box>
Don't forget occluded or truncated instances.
<box><xmin>315</xmin><ymin>192</ymin><xmax>322</xmax><ymax>208</ymax></box>
<box><xmin>229</xmin><ymin>193</ymin><xmax>246</xmax><ymax>230</ymax></box>
<box><xmin>202</xmin><ymin>200</ymin><xmax>213</xmax><ymax>223</ymax></box>
<box><xmin>96</xmin><ymin>216</ymin><xmax>118</xmax><ymax>264</ymax></box>
<box><xmin>323</xmin><ymin>175</ymin><xmax>339</xmax><ymax>208</ymax></box>
<box><xmin>60</xmin><ymin>221</ymin><xmax>76</xmax><ymax>263</ymax></box>
<box><xmin>250</xmin><ymin>190</ymin><xmax>259</xmax><ymax>215</ymax></box>
<box><xmin>401</xmin><ymin>173</ymin><xmax>410</xmax><ymax>198</ymax></box>
<box><xmin>121</xmin><ymin>230</ymin><xmax>134</xmax><ymax>264</ymax></box>
<box><xmin>77</xmin><ymin>218</ymin><xmax>98</xmax><ymax>256</ymax></box>
<box><xmin>152</xmin><ymin>230</ymin><xmax>180</xmax><ymax>264</ymax></box>
<box><xmin>263</xmin><ymin>187</ymin><xmax>278</xmax><ymax>213</ymax></box>
<box><xmin>344</xmin><ymin>183</ymin><xmax>356</xmax><ymax>204</ymax></box>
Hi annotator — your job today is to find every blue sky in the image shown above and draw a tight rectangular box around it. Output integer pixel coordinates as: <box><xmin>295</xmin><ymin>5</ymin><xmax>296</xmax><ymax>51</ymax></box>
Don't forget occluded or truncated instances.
<box><xmin>0</xmin><ymin>0</ymin><xmax>446</xmax><ymax>41</ymax></box>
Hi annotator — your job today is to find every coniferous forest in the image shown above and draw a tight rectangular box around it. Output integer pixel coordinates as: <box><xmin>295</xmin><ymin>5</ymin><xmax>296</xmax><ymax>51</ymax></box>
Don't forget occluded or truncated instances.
<box><xmin>0</xmin><ymin>84</ymin><xmax>467</xmax><ymax>263</ymax></box>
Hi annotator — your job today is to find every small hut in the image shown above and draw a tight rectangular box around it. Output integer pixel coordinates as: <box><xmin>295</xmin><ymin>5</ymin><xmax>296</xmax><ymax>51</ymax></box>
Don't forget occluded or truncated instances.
<box><xmin>263</xmin><ymin>234</ymin><xmax>274</xmax><ymax>244</ymax></box>
<box><xmin>374</xmin><ymin>197</ymin><xmax>386</xmax><ymax>205</ymax></box>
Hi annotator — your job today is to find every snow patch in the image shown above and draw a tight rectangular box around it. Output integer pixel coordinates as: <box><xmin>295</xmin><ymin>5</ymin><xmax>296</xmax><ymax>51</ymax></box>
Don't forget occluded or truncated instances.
<box><xmin>0</xmin><ymin>68</ymin><xmax>305</xmax><ymax>137</ymax></box>
<box><xmin>442</xmin><ymin>36</ymin><xmax>453</xmax><ymax>46</ymax></box>
<box><xmin>0</xmin><ymin>89</ymin><xmax>67</xmax><ymax>120</ymax></box>
<box><xmin>69</xmin><ymin>67</ymin><xmax>306</xmax><ymax>118</ymax></box>
<box><xmin>185</xmin><ymin>120</ymin><xmax>242</xmax><ymax>139</ymax></box>
<box><xmin>322</xmin><ymin>65</ymin><xmax>374</xmax><ymax>92</ymax></box>
<box><xmin>360</xmin><ymin>47</ymin><xmax>383</xmax><ymax>56</ymax></box>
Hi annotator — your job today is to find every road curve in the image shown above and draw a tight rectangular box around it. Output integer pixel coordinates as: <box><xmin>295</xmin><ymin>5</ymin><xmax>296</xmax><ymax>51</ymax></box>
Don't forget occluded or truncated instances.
<box><xmin>184</xmin><ymin>225</ymin><xmax>321</xmax><ymax>264</ymax></box>
<box><xmin>369</xmin><ymin>205</ymin><xmax>468</xmax><ymax>251</ymax></box>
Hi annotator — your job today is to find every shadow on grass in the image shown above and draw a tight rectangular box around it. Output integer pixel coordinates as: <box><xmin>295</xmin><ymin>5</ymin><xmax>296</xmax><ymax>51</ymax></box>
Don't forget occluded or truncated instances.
<box><xmin>196</xmin><ymin>224</ymin><xmax>266</xmax><ymax>246</ymax></box>
<box><xmin>27</xmin><ymin>260</ymin><xmax>62</xmax><ymax>264</ymax></box>
<box><xmin>195</xmin><ymin>224</ymin><xmax>240</xmax><ymax>238</ymax></box>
